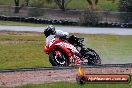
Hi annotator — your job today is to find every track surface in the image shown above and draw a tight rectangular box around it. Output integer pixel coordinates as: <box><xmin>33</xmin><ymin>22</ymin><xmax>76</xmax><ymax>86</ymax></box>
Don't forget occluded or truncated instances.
<box><xmin>0</xmin><ymin>25</ymin><xmax>132</xmax><ymax>35</ymax></box>
<box><xmin>0</xmin><ymin>63</ymin><xmax>132</xmax><ymax>73</ymax></box>
<box><xmin>0</xmin><ymin>64</ymin><xmax>132</xmax><ymax>87</ymax></box>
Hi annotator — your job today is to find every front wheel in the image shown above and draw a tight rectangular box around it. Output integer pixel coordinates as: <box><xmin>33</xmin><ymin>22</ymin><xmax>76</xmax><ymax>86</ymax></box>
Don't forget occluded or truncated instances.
<box><xmin>49</xmin><ymin>50</ymin><xmax>69</xmax><ymax>66</ymax></box>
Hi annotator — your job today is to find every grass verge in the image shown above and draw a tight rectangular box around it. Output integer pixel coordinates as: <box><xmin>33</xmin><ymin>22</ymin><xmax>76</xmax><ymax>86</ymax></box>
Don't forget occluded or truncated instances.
<box><xmin>1</xmin><ymin>82</ymin><xmax>131</xmax><ymax>88</ymax></box>
<box><xmin>0</xmin><ymin>32</ymin><xmax>132</xmax><ymax>69</ymax></box>
<box><xmin>0</xmin><ymin>21</ymin><xmax>77</xmax><ymax>27</ymax></box>
<box><xmin>0</xmin><ymin>21</ymin><xmax>49</xmax><ymax>27</ymax></box>
<box><xmin>0</xmin><ymin>35</ymin><xmax>51</xmax><ymax>69</ymax></box>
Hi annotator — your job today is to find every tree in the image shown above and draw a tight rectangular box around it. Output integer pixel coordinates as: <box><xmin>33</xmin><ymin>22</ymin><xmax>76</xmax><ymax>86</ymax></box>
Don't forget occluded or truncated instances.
<box><xmin>41</xmin><ymin>0</ymin><xmax>71</xmax><ymax>11</ymax></box>
<box><xmin>86</xmin><ymin>0</ymin><xmax>98</xmax><ymax>9</ymax></box>
<box><xmin>14</xmin><ymin>0</ymin><xmax>20</xmax><ymax>13</ymax></box>
<box><xmin>119</xmin><ymin>0</ymin><xmax>132</xmax><ymax>12</ymax></box>
<box><xmin>28</xmin><ymin>0</ymin><xmax>45</xmax><ymax>17</ymax></box>
<box><xmin>54</xmin><ymin>0</ymin><xmax>72</xmax><ymax>11</ymax></box>
<box><xmin>107</xmin><ymin>0</ymin><xmax>115</xmax><ymax>3</ymax></box>
<box><xmin>118</xmin><ymin>0</ymin><xmax>132</xmax><ymax>23</ymax></box>
<box><xmin>25</xmin><ymin>0</ymin><xmax>30</xmax><ymax>6</ymax></box>
<box><xmin>79</xmin><ymin>9</ymin><xmax>99</xmax><ymax>26</ymax></box>
<box><xmin>14</xmin><ymin>0</ymin><xmax>30</xmax><ymax>13</ymax></box>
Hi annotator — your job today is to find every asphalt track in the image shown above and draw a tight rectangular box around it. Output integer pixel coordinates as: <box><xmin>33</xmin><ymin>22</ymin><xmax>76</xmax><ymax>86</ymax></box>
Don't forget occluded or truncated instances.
<box><xmin>0</xmin><ymin>63</ymin><xmax>132</xmax><ymax>73</ymax></box>
<box><xmin>1</xmin><ymin>66</ymin><xmax>132</xmax><ymax>87</ymax></box>
<box><xmin>0</xmin><ymin>25</ymin><xmax>132</xmax><ymax>35</ymax></box>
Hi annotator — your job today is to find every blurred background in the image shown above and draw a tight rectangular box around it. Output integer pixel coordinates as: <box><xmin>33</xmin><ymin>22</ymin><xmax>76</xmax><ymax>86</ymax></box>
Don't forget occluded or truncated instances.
<box><xmin>0</xmin><ymin>0</ymin><xmax>132</xmax><ymax>27</ymax></box>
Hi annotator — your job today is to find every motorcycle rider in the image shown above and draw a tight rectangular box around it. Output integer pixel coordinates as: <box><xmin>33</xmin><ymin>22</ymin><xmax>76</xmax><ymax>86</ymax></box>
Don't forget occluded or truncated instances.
<box><xmin>44</xmin><ymin>25</ymin><xmax>69</xmax><ymax>39</ymax></box>
<box><xmin>44</xmin><ymin>25</ymin><xmax>84</xmax><ymax>65</ymax></box>
<box><xmin>44</xmin><ymin>25</ymin><xmax>84</xmax><ymax>46</ymax></box>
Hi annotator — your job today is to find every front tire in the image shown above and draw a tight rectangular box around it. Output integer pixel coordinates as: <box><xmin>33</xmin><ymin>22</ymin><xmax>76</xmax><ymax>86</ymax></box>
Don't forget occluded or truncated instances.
<box><xmin>49</xmin><ymin>51</ymin><xmax>69</xmax><ymax>66</ymax></box>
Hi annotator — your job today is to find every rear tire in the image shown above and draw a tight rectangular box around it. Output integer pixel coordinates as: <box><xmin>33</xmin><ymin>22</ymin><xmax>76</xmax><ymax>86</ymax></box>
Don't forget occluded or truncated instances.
<box><xmin>49</xmin><ymin>51</ymin><xmax>69</xmax><ymax>66</ymax></box>
<box><xmin>81</xmin><ymin>48</ymin><xmax>101</xmax><ymax>65</ymax></box>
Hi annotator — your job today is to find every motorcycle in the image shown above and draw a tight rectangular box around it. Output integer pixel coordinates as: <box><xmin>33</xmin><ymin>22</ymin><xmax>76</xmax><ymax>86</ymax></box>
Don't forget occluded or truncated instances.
<box><xmin>44</xmin><ymin>35</ymin><xmax>101</xmax><ymax>66</ymax></box>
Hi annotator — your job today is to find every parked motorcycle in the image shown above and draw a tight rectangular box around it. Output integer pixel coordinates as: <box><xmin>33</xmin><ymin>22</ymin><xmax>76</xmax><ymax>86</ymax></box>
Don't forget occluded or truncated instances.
<box><xmin>44</xmin><ymin>35</ymin><xmax>101</xmax><ymax>66</ymax></box>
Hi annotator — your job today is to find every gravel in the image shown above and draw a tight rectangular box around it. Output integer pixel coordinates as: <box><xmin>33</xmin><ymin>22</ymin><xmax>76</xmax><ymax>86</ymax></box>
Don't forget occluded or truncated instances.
<box><xmin>0</xmin><ymin>67</ymin><xmax>132</xmax><ymax>87</ymax></box>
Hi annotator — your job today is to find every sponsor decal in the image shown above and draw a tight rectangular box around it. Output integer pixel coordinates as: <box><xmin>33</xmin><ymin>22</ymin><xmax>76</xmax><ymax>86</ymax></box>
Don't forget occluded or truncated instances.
<box><xmin>76</xmin><ymin>67</ymin><xmax>130</xmax><ymax>84</ymax></box>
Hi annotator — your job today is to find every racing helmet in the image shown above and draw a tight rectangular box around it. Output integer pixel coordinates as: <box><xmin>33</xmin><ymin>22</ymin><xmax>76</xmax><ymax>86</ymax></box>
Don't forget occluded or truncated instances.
<box><xmin>44</xmin><ymin>25</ymin><xmax>56</xmax><ymax>37</ymax></box>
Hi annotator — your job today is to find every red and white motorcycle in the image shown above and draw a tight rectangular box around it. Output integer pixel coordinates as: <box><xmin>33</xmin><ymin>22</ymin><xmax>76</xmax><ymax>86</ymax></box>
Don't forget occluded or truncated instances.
<box><xmin>43</xmin><ymin>35</ymin><xmax>101</xmax><ymax>66</ymax></box>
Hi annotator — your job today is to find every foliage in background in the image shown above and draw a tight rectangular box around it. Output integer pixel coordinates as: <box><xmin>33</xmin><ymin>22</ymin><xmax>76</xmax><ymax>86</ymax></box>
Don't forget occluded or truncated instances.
<box><xmin>54</xmin><ymin>0</ymin><xmax>72</xmax><ymax>11</ymax></box>
<box><xmin>119</xmin><ymin>0</ymin><xmax>132</xmax><ymax>12</ymax></box>
<box><xmin>14</xmin><ymin>0</ymin><xmax>30</xmax><ymax>13</ymax></box>
<box><xmin>86</xmin><ymin>0</ymin><xmax>98</xmax><ymax>9</ymax></box>
<box><xmin>79</xmin><ymin>9</ymin><xmax>100</xmax><ymax>26</ymax></box>
<box><xmin>118</xmin><ymin>0</ymin><xmax>132</xmax><ymax>23</ymax></box>
<box><xmin>0</xmin><ymin>0</ymin><xmax>118</xmax><ymax>11</ymax></box>
<box><xmin>28</xmin><ymin>0</ymin><xmax>45</xmax><ymax>17</ymax></box>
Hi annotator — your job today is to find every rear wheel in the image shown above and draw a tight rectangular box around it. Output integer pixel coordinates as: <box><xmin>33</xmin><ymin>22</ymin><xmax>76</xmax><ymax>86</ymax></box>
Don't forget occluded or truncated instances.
<box><xmin>81</xmin><ymin>48</ymin><xmax>101</xmax><ymax>65</ymax></box>
<box><xmin>49</xmin><ymin>50</ymin><xmax>69</xmax><ymax>66</ymax></box>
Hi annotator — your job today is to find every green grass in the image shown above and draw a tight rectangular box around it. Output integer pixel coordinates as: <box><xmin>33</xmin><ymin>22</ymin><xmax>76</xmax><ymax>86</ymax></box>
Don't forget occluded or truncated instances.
<box><xmin>0</xmin><ymin>21</ymin><xmax>84</xmax><ymax>28</ymax></box>
<box><xmin>0</xmin><ymin>0</ymin><xmax>118</xmax><ymax>11</ymax></box>
<box><xmin>0</xmin><ymin>33</ymin><xmax>132</xmax><ymax>69</ymax></box>
<box><xmin>97</xmin><ymin>0</ymin><xmax>119</xmax><ymax>11</ymax></box>
<box><xmin>1</xmin><ymin>82</ymin><xmax>131</xmax><ymax>88</ymax></box>
<box><xmin>80</xmin><ymin>34</ymin><xmax>132</xmax><ymax>64</ymax></box>
<box><xmin>0</xmin><ymin>0</ymin><xmax>13</xmax><ymax>5</ymax></box>
<box><xmin>0</xmin><ymin>21</ymin><xmax>48</xmax><ymax>27</ymax></box>
<box><xmin>0</xmin><ymin>42</ymin><xmax>51</xmax><ymax>69</ymax></box>
<box><xmin>0</xmin><ymin>35</ymin><xmax>44</xmax><ymax>41</ymax></box>
<box><xmin>0</xmin><ymin>21</ymin><xmax>75</xmax><ymax>27</ymax></box>
<box><xmin>0</xmin><ymin>35</ymin><xmax>51</xmax><ymax>69</ymax></box>
<box><xmin>68</xmin><ymin>0</ymin><xmax>118</xmax><ymax>11</ymax></box>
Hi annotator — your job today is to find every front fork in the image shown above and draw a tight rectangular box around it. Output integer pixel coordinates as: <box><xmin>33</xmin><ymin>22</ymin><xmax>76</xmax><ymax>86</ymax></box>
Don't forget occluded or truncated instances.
<box><xmin>54</xmin><ymin>50</ymin><xmax>63</xmax><ymax>60</ymax></box>
<box><xmin>55</xmin><ymin>51</ymin><xmax>61</xmax><ymax>56</ymax></box>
